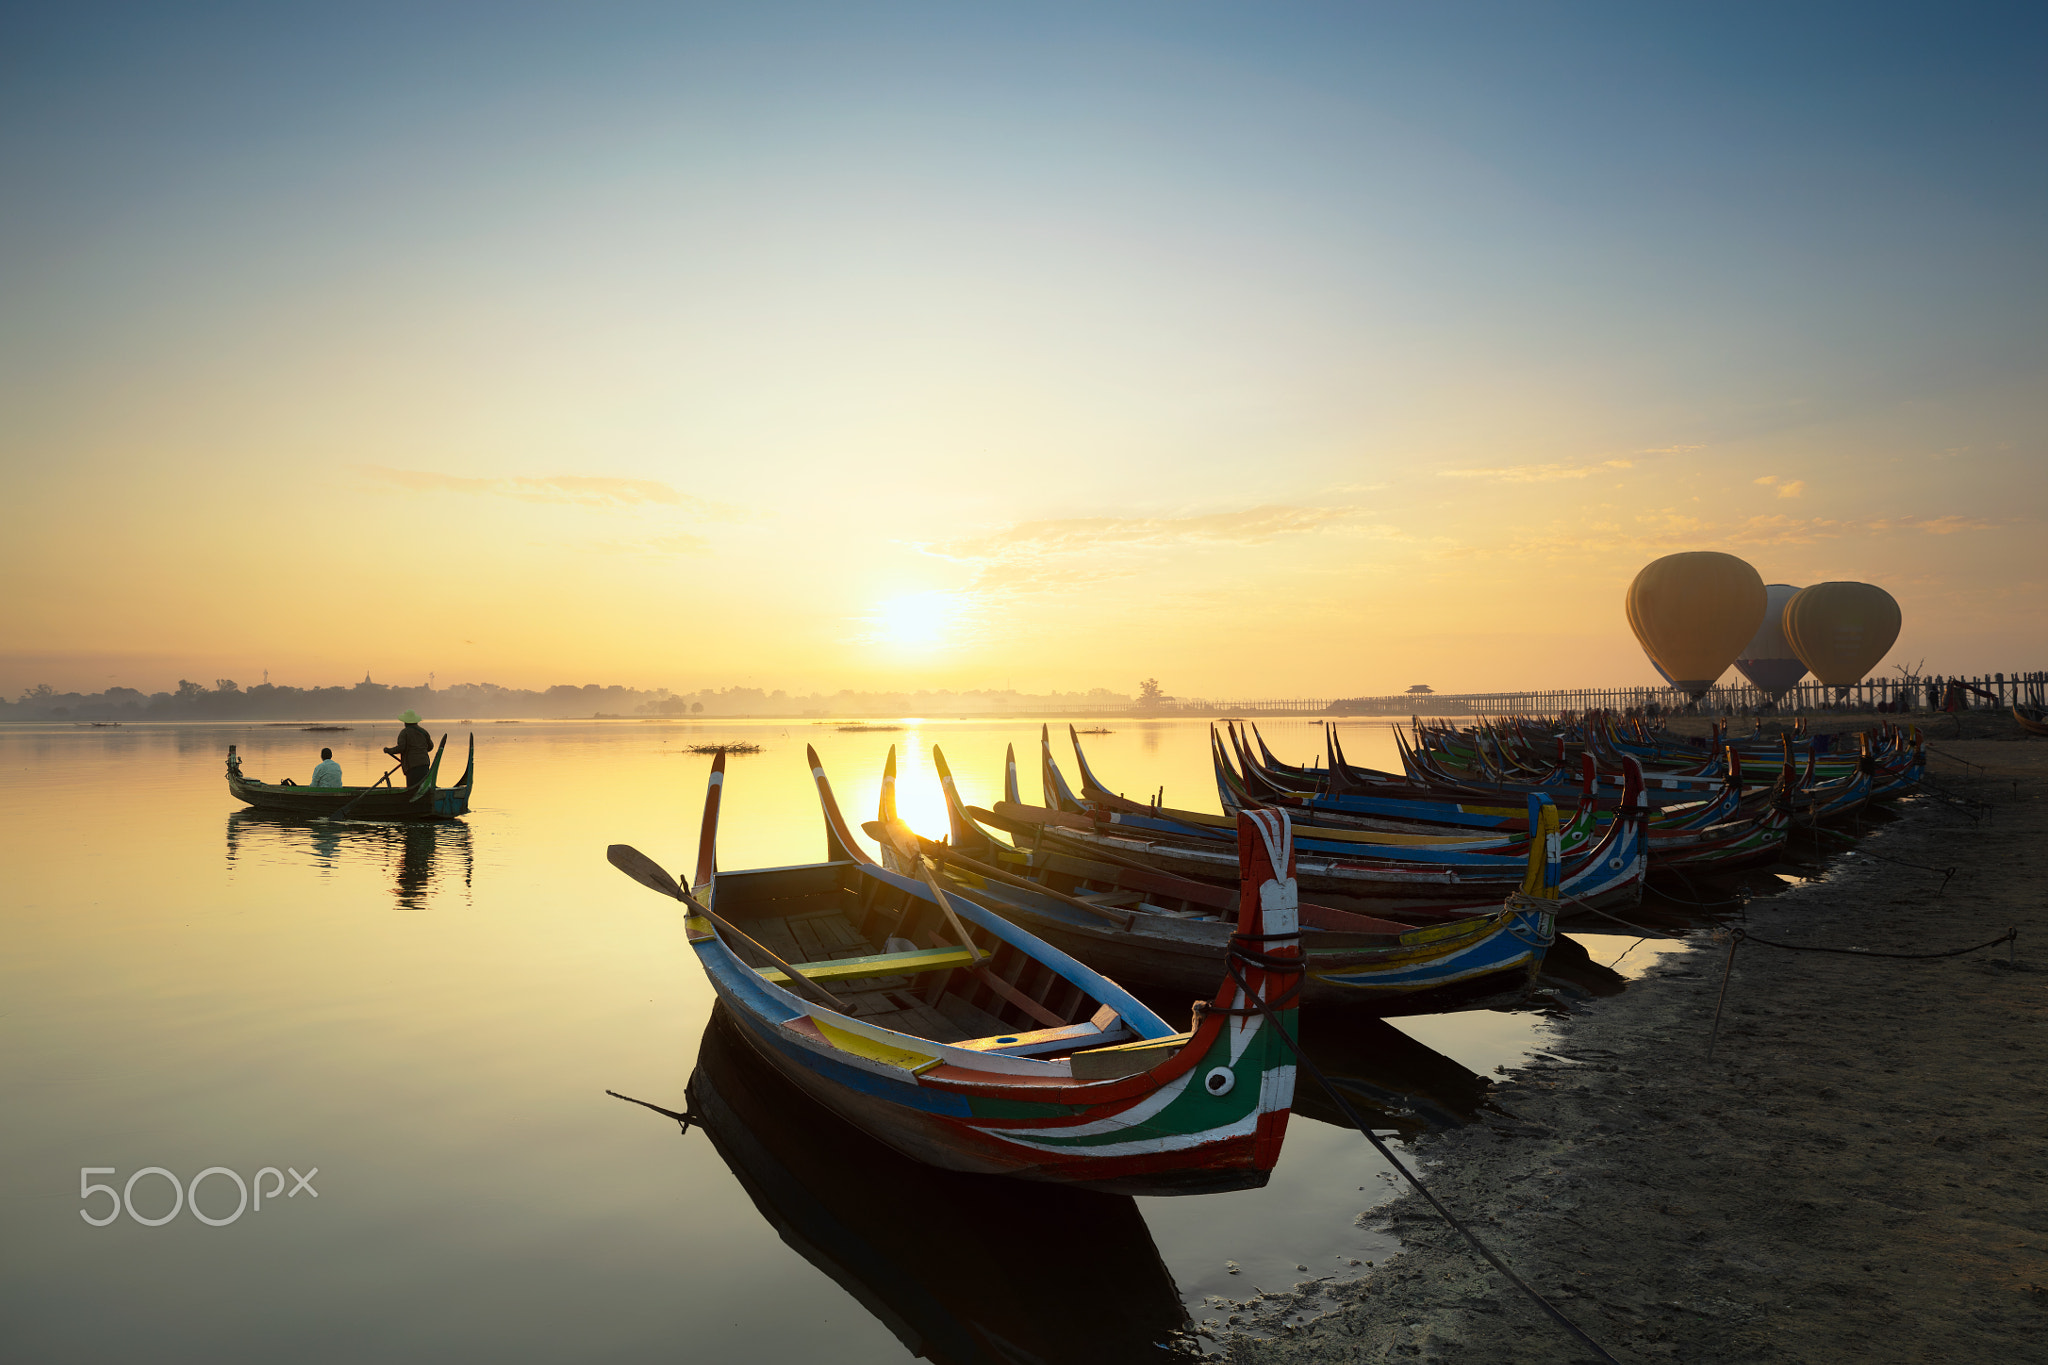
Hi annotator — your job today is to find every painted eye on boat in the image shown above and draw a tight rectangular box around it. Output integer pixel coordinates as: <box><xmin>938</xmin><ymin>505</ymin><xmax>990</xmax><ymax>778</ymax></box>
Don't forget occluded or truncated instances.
<box><xmin>1609</xmin><ymin>858</ymin><xmax>1623</xmax><ymax>870</ymax></box>
<box><xmin>1204</xmin><ymin>1067</ymin><xmax>1235</xmax><ymax>1096</ymax></box>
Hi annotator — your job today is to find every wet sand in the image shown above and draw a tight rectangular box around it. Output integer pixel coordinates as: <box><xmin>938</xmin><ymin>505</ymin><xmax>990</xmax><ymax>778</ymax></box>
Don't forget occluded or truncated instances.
<box><xmin>1220</xmin><ymin>724</ymin><xmax>2048</xmax><ymax>1362</ymax></box>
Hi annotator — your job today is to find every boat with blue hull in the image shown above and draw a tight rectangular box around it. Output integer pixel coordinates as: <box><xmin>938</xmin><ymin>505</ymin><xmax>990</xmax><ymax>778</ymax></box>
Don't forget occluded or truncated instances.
<box><xmin>895</xmin><ymin>745</ymin><xmax>1561</xmax><ymax>1009</ymax></box>
<box><xmin>606</xmin><ymin>748</ymin><xmax>1306</xmax><ymax>1196</ymax></box>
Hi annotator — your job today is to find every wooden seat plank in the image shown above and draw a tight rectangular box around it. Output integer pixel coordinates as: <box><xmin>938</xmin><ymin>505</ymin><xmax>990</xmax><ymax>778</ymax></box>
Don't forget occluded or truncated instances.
<box><xmin>755</xmin><ymin>945</ymin><xmax>976</xmax><ymax>986</ymax></box>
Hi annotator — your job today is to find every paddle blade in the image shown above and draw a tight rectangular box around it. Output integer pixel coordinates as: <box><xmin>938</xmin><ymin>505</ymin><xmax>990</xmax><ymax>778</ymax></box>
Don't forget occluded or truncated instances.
<box><xmin>607</xmin><ymin>844</ymin><xmax>685</xmax><ymax>900</ymax></box>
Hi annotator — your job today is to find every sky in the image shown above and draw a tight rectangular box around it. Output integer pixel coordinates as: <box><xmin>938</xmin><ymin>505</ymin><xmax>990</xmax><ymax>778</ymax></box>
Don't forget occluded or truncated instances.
<box><xmin>3</xmin><ymin>2</ymin><xmax>2043</xmax><ymax>700</ymax></box>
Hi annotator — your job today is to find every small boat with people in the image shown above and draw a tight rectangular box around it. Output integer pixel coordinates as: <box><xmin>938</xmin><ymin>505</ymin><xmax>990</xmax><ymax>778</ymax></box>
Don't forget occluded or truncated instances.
<box><xmin>224</xmin><ymin>727</ymin><xmax>473</xmax><ymax>821</ymax></box>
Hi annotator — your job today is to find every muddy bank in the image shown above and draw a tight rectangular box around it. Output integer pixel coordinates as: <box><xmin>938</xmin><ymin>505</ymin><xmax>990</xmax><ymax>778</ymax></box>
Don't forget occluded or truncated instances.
<box><xmin>1216</xmin><ymin>737</ymin><xmax>2048</xmax><ymax>1363</ymax></box>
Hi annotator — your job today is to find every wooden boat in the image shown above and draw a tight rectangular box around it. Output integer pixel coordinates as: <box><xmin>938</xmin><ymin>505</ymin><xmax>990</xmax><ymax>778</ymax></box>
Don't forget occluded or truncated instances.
<box><xmin>684</xmin><ymin>1006</ymin><xmax>1191</xmax><ymax>1365</ymax></box>
<box><xmin>224</xmin><ymin>736</ymin><xmax>473</xmax><ymax>820</ymax></box>
<box><xmin>877</xmin><ymin>746</ymin><xmax>1560</xmax><ymax>1011</ymax></box>
<box><xmin>607</xmin><ymin>748</ymin><xmax>1304</xmax><ymax>1196</ymax></box>
<box><xmin>1083</xmin><ymin>725</ymin><xmax>1773</xmax><ymax>872</ymax></box>
<box><xmin>2015</xmin><ymin>706</ymin><xmax>2048</xmax><ymax>738</ymax></box>
<box><xmin>994</xmin><ymin>739</ymin><xmax>1646</xmax><ymax>910</ymax></box>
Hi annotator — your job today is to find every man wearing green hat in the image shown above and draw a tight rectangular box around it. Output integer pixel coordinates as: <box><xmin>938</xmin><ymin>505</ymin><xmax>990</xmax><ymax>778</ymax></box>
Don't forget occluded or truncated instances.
<box><xmin>384</xmin><ymin>711</ymin><xmax>433</xmax><ymax>789</ymax></box>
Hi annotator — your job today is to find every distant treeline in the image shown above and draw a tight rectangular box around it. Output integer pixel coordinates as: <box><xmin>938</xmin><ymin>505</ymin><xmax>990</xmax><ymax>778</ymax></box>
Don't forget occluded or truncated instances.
<box><xmin>3</xmin><ymin>677</ymin><xmax>1136</xmax><ymax>722</ymax></box>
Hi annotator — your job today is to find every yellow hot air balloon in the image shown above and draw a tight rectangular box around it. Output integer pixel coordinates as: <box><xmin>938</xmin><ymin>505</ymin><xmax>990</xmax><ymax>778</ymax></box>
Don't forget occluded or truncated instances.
<box><xmin>1782</xmin><ymin>582</ymin><xmax>1901</xmax><ymax>691</ymax></box>
<box><xmin>1625</xmin><ymin>552</ymin><xmax>1767</xmax><ymax>698</ymax></box>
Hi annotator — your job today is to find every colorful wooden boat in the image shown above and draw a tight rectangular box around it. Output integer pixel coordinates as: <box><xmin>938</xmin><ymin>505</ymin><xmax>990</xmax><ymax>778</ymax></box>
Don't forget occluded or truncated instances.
<box><xmin>684</xmin><ymin>1006</ymin><xmax>1191</xmax><ymax>1364</ymax></box>
<box><xmin>606</xmin><ymin>748</ymin><xmax>1304</xmax><ymax>1196</ymax></box>
<box><xmin>875</xmin><ymin>746</ymin><xmax>1559</xmax><ymax>1012</ymax></box>
<box><xmin>993</xmin><ymin>741</ymin><xmax>1645</xmax><ymax>910</ymax></box>
<box><xmin>223</xmin><ymin>736</ymin><xmax>473</xmax><ymax>820</ymax></box>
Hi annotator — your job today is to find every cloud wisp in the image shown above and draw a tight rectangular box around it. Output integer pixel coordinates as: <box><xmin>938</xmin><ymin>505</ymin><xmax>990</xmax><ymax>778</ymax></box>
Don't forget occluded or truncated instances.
<box><xmin>1755</xmin><ymin>475</ymin><xmax>1806</xmax><ymax>499</ymax></box>
<box><xmin>927</xmin><ymin>504</ymin><xmax>1353</xmax><ymax>595</ymax></box>
<box><xmin>1504</xmin><ymin>510</ymin><xmax>2002</xmax><ymax>559</ymax></box>
<box><xmin>360</xmin><ymin>466</ymin><xmax>743</xmax><ymax>518</ymax></box>
<box><xmin>1438</xmin><ymin>458</ymin><xmax>1637</xmax><ymax>483</ymax></box>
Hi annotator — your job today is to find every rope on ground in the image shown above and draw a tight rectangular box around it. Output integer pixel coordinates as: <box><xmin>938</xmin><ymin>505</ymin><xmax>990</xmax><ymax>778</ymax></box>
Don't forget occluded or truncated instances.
<box><xmin>1737</xmin><ymin>926</ymin><xmax>2016</xmax><ymax>960</ymax></box>
<box><xmin>1705</xmin><ymin>927</ymin><xmax>2019</xmax><ymax>1061</ymax></box>
<box><xmin>1221</xmin><ymin>954</ymin><xmax>1623</xmax><ymax>1365</ymax></box>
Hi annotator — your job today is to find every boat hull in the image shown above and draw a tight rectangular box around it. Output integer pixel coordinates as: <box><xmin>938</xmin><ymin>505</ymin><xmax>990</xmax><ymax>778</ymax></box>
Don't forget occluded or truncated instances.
<box><xmin>709</xmin><ymin>983</ymin><xmax>1275</xmax><ymax>1196</ymax></box>
<box><xmin>226</xmin><ymin>771</ymin><xmax>470</xmax><ymax>820</ymax></box>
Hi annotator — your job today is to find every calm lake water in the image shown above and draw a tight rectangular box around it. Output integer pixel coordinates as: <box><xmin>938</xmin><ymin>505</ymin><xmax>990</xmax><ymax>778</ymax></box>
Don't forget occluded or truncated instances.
<box><xmin>0</xmin><ymin>718</ymin><xmax>1685</xmax><ymax>1362</ymax></box>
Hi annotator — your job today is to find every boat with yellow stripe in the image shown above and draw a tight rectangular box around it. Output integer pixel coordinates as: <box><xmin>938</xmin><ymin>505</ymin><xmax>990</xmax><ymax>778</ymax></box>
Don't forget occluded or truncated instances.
<box><xmin>606</xmin><ymin>747</ymin><xmax>1306</xmax><ymax>1195</ymax></box>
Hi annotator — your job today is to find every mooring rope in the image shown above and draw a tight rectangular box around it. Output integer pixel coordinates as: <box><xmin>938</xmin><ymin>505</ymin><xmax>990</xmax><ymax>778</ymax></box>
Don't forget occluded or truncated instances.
<box><xmin>1705</xmin><ymin>926</ymin><xmax>2018</xmax><ymax>1060</ymax></box>
<box><xmin>605</xmin><ymin>1089</ymin><xmax>702</xmax><ymax>1136</ymax></box>
<box><xmin>1646</xmin><ymin>872</ymin><xmax>1751</xmax><ymax>910</ymax></box>
<box><xmin>1222</xmin><ymin>951</ymin><xmax>1623</xmax><ymax>1365</ymax></box>
<box><xmin>1554</xmin><ymin>891</ymin><xmax>1689</xmax><ymax>940</ymax></box>
<box><xmin>1804</xmin><ymin>826</ymin><xmax>1958</xmax><ymax>889</ymax></box>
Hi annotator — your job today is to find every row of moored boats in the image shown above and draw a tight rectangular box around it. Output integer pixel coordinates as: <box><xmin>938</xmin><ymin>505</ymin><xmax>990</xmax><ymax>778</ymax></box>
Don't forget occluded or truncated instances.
<box><xmin>608</xmin><ymin>713</ymin><xmax>1924</xmax><ymax>1197</ymax></box>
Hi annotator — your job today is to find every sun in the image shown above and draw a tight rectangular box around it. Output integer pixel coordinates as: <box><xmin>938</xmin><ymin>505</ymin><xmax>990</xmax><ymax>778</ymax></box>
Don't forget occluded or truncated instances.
<box><xmin>868</xmin><ymin>591</ymin><xmax>967</xmax><ymax>651</ymax></box>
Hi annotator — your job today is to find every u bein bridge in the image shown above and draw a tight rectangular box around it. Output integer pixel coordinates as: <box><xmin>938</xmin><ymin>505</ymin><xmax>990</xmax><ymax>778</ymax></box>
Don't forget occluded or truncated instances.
<box><xmin>1123</xmin><ymin>669</ymin><xmax>2048</xmax><ymax>719</ymax></box>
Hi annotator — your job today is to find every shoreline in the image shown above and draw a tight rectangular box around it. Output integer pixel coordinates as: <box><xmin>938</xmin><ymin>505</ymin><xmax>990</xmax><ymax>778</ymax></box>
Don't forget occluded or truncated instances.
<box><xmin>1213</xmin><ymin>733</ymin><xmax>2048</xmax><ymax>1363</ymax></box>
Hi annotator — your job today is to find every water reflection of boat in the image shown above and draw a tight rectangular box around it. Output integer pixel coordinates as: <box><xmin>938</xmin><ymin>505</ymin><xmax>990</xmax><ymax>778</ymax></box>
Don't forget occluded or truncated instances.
<box><xmin>1283</xmin><ymin>1012</ymin><xmax>1494</xmax><ymax>1139</ymax></box>
<box><xmin>1534</xmin><ymin>933</ymin><xmax>1627</xmax><ymax>1001</ymax></box>
<box><xmin>687</xmin><ymin>1007</ymin><xmax>1194</xmax><ymax>1365</ymax></box>
<box><xmin>224</xmin><ymin>810</ymin><xmax>472</xmax><ymax>908</ymax></box>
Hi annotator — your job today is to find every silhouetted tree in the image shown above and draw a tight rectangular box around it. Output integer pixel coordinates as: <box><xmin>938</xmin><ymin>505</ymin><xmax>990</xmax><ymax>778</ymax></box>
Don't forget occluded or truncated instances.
<box><xmin>1137</xmin><ymin>678</ymin><xmax>1163</xmax><ymax>703</ymax></box>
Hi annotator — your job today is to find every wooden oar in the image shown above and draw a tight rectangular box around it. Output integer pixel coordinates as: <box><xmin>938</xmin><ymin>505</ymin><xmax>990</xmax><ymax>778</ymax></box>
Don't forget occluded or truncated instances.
<box><xmin>863</xmin><ymin>820</ymin><xmax>1130</xmax><ymax>926</ymax></box>
<box><xmin>605</xmin><ymin>844</ymin><xmax>847</xmax><ymax>1011</ymax></box>
<box><xmin>321</xmin><ymin>762</ymin><xmax>402</xmax><ymax>822</ymax></box>
<box><xmin>875</xmin><ymin>821</ymin><xmax>985</xmax><ymax>964</ymax></box>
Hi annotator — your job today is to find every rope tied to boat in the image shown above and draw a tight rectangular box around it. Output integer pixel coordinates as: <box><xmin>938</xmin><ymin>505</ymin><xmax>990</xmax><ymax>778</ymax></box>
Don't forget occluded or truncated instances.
<box><xmin>1202</xmin><ymin>932</ymin><xmax>1304</xmax><ymax>1015</ymax></box>
<box><xmin>605</xmin><ymin>1089</ymin><xmax>703</xmax><ymax>1137</ymax></box>
<box><xmin>1217</xmin><ymin>954</ymin><xmax>1623</xmax><ymax>1365</ymax></box>
<box><xmin>1499</xmin><ymin>892</ymin><xmax>1559</xmax><ymax>945</ymax></box>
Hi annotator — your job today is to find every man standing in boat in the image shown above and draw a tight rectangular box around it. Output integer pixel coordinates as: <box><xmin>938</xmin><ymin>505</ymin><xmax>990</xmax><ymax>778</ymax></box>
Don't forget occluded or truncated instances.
<box><xmin>384</xmin><ymin>711</ymin><xmax>433</xmax><ymax>789</ymax></box>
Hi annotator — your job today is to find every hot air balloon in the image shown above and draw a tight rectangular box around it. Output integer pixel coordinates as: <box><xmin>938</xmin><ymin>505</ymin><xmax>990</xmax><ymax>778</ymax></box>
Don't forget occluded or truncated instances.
<box><xmin>1625</xmin><ymin>552</ymin><xmax>1767</xmax><ymax>699</ymax></box>
<box><xmin>1734</xmin><ymin>584</ymin><xmax>1808</xmax><ymax>698</ymax></box>
<box><xmin>1782</xmin><ymin>582</ymin><xmax>1901</xmax><ymax>694</ymax></box>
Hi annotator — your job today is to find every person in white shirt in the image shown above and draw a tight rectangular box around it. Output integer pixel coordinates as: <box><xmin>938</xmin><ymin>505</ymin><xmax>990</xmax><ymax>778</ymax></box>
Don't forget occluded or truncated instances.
<box><xmin>311</xmin><ymin>748</ymin><xmax>343</xmax><ymax>787</ymax></box>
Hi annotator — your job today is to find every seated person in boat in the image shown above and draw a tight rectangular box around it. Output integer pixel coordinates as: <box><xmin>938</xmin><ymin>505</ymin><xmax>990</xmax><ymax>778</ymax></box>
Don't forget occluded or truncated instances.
<box><xmin>383</xmin><ymin>711</ymin><xmax>433</xmax><ymax>787</ymax></box>
<box><xmin>311</xmin><ymin>748</ymin><xmax>343</xmax><ymax>788</ymax></box>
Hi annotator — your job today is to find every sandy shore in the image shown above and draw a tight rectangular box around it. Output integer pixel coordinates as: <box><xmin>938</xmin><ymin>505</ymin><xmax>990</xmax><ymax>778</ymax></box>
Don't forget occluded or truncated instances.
<box><xmin>1213</xmin><ymin>724</ymin><xmax>2048</xmax><ymax>1363</ymax></box>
